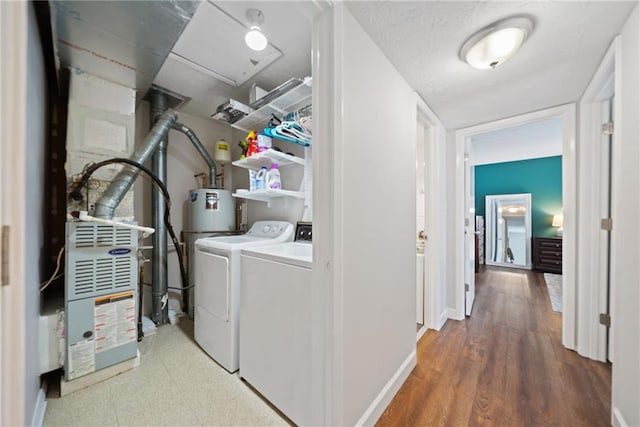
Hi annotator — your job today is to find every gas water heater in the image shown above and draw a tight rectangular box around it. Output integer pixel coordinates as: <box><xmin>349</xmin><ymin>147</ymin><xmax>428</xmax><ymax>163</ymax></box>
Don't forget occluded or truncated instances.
<box><xmin>188</xmin><ymin>188</ymin><xmax>235</xmax><ymax>232</ymax></box>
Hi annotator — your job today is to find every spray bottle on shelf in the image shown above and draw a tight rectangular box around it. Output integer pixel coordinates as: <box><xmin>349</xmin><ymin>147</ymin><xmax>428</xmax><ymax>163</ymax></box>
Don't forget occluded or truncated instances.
<box><xmin>266</xmin><ymin>163</ymin><xmax>281</xmax><ymax>190</ymax></box>
<box><xmin>255</xmin><ymin>166</ymin><xmax>268</xmax><ymax>190</ymax></box>
<box><xmin>246</xmin><ymin>130</ymin><xmax>258</xmax><ymax>157</ymax></box>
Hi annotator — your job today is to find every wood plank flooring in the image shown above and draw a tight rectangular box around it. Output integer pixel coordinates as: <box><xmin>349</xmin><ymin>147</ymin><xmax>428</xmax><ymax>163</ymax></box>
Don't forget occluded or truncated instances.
<box><xmin>377</xmin><ymin>266</ymin><xmax>612</xmax><ymax>427</ymax></box>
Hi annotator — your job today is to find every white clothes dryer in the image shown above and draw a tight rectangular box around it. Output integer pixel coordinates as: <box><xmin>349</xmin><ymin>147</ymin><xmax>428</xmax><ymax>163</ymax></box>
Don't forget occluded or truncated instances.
<box><xmin>194</xmin><ymin>220</ymin><xmax>293</xmax><ymax>372</ymax></box>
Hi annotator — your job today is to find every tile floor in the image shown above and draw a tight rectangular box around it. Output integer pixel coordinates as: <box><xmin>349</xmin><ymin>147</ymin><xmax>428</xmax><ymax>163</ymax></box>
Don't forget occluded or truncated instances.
<box><xmin>44</xmin><ymin>319</ymin><xmax>289</xmax><ymax>426</ymax></box>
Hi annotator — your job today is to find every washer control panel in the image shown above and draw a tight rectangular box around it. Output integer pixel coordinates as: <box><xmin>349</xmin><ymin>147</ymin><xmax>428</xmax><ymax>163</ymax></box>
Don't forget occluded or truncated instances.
<box><xmin>245</xmin><ymin>221</ymin><xmax>293</xmax><ymax>238</ymax></box>
<box><xmin>295</xmin><ymin>222</ymin><xmax>313</xmax><ymax>242</ymax></box>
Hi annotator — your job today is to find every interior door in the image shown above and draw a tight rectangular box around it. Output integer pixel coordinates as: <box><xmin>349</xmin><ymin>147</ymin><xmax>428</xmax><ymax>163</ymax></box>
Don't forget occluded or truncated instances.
<box><xmin>600</xmin><ymin>96</ymin><xmax>614</xmax><ymax>361</ymax></box>
<box><xmin>416</xmin><ymin>118</ymin><xmax>426</xmax><ymax>326</ymax></box>
<box><xmin>465</xmin><ymin>145</ymin><xmax>475</xmax><ymax>316</ymax></box>
<box><xmin>1</xmin><ymin>2</ymin><xmax>23</xmax><ymax>421</ymax></box>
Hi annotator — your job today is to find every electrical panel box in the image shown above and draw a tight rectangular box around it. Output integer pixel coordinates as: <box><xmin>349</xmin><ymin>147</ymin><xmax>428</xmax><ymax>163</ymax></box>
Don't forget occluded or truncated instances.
<box><xmin>65</xmin><ymin>222</ymin><xmax>138</xmax><ymax>381</ymax></box>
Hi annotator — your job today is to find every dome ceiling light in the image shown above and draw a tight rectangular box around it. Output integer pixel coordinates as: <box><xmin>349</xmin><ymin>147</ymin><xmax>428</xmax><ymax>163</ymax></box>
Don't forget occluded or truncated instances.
<box><xmin>460</xmin><ymin>16</ymin><xmax>535</xmax><ymax>70</ymax></box>
<box><xmin>245</xmin><ymin>8</ymin><xmax>267</xmax><ymax>51</ymax></box>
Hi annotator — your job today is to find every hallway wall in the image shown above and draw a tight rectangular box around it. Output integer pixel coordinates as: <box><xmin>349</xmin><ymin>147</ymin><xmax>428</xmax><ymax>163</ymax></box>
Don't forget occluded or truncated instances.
<box><xmin>318</xmin><ymin>4</ymin><xmax>418</xmax><ymax>424</ymax></box>
<box><xmin>610</xmin><ymin>4</ymin><xmax>640</xmax><ymax>426</ymax></box>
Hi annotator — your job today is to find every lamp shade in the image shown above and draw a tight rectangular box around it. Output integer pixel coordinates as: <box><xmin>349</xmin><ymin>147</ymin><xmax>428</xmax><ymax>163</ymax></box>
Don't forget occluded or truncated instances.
<box><xmin>552</xmin><ymin>214</ymin><xmax>564</xmax><ymax>228</ymax></box>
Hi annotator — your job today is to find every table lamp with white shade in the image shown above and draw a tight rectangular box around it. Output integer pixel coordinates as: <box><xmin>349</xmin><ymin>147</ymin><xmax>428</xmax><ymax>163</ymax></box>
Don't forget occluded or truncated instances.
<box><xmin>552</xmin><ymin>214</ymin><xmax>564</xmax><ymax>237</ymax></box>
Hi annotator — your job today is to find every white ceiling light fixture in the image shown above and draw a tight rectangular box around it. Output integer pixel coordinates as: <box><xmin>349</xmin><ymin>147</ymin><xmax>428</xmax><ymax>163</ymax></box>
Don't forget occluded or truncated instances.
<box><xmin>244</xmin><ymin>8</ymin><xmax>267</xmax><ymax>51</ymax></box>
<box><xmin>460</xmin><ymin>15</ymin><xmax>534</xmax><ymax>70</ymax></box>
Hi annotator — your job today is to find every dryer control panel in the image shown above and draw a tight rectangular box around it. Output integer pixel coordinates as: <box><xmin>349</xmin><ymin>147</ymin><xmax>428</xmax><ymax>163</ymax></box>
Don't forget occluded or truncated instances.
<box><xmin>245</xmin><ymin>221</ymin><xmax>293</xmax><ymax>238</ymax></box>
<box><xmin>295</xmin><ymin>222</ymin><xmax>312</xmax><ymax>242</ymax></box>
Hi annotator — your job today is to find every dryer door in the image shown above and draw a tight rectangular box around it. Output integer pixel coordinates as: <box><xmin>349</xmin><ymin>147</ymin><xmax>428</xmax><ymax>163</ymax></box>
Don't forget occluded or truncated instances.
<box><xmin>194</xmin><ymin>250</ymin><xmax>229</xmax><ymax>321</ymax></box>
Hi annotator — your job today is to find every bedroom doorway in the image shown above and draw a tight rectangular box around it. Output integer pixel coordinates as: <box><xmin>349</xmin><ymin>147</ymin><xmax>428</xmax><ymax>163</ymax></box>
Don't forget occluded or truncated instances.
<box><xmin>454</xmin><ymin>104</ymin><xmax>576</xmax><ymax>349</ymax></box>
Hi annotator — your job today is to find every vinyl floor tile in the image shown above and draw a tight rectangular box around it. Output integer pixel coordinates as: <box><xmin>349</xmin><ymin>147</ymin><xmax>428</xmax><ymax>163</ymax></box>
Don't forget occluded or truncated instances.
<box><xmin>43</xmin><ymin>319</ymin><xmax>286</xmax><ymax>426</ymax></box>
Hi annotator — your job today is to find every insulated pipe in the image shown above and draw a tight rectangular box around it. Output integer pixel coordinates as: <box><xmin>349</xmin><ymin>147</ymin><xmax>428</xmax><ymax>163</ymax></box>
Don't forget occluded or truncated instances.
<box><xmin>78</xmin><ymin>210</ymin><xmax>155</xmax><ymax>238</ymax></box>
<box><xmin>93</xmin><ymin>110</ymin><xmax>178</xmax><ymax>219</ymax></box>
<box><xmin>172</xmin><ymin>122</ymin><xmax>218</xmax><ymax>187</ymax></box>
<box><xmin>151</xmin><ymin>92</ymin><xmax>169</xmax><ymax>325</ymax></box>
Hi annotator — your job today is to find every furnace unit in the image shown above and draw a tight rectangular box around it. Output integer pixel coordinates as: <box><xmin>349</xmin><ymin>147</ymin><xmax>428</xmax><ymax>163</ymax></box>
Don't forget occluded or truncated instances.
<box><xmin>64</xmin><ymin>222</ymin><xmax>138</xmax><ymax>381</ymax></box>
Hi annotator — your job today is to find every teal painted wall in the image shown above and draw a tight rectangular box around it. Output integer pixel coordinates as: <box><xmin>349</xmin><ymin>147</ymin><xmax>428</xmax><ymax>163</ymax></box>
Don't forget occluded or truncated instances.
<box><xmin>475</xmin><ymin>156</ymin><xmax>562</xmax><ymax>237</ymax></box>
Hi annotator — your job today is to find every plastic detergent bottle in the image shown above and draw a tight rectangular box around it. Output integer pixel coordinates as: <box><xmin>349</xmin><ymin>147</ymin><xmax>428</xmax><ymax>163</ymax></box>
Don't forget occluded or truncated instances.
<box><xmin>266</xmin><ymin>163</ymin><xmax>281</xmax><ymax>189</ymax></box>
<box><xmin>249</xmin><ymin>170</ymin><xmax>257</xmax><ymax>191</ymax></box>
<box><xmin>255</xmin><ymin>166</ymin><xmax>267</xmax><ymax>190</ymax></box>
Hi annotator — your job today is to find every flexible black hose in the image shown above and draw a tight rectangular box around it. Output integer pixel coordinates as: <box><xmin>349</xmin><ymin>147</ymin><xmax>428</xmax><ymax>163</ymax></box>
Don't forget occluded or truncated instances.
<box><xmin>70</xmin><ymin>158</ymin><xmax>189</xmax><ymax>310</ymax></box>
<box><xmin>70</xmin><ymin>158</ymin><xmax>169</xmax><ymax>202</ymax></box>
<box><xmin>137</xmin><ymin>263</ymin><xmax>144</xmax><ymax>341</ymax></box>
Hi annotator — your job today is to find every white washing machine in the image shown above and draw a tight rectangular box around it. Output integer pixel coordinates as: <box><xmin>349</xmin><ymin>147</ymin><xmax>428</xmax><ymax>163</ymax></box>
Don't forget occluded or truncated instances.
<box><xmin>239</xmin><ymin>222</ymin><xmax>317</xmax><ymax>426</ymax></box>
<box><xmin>194</xmin><ymin>220</ymin><xmax>293</xmax><ymax>373</ymax></box>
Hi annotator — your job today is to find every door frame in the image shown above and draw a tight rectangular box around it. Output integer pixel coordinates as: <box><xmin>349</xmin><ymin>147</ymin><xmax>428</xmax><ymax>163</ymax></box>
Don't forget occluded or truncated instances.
<box><xmin>577</xmin><ymin>37</ymin><xmax>619</xmax><ymax>362</ymax></box>
<box><xmin>1</xmin><ymin>1</ymin><xmax>28</xmax><ymax>425</ymax></box>
<box><xmin>454</xmin><ymin>103</ymin><xmax>577</xmax><ymax>349</ymax></box>
<box><xmin>416</xmin><ymin>94</ymin><xmax>448</xmax><ymax>335</ymax></box>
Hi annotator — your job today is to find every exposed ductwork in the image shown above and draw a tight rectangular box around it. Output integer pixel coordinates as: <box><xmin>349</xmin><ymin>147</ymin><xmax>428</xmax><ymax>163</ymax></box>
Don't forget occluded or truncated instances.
<box><xmin>91</xmin><ymin>94</ymin><xmax>219</xmax><ymax>325</ymax></box>
<box><xmin>94</xmin><ymin>110</ymin><xmax>178</xmax><ymax>219</ymax></box>
<box><xmin>172</xmin><ymin>122</ymin><xmax>218</xmax><ymax>187</ymax></box>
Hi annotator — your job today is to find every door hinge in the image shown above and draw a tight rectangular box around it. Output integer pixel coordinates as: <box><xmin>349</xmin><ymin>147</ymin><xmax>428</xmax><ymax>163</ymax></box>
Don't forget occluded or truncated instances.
<box><xmin>465</xmin><ymin>283</ymin><xmax>470</xmax><ymax>292</ymax></box>
<box><xmin>1</xmin><ymin>225</ymin><xmax>9</xmax><ymax>286</ymax></box>
<box><xmin>601</xmin><ymin>218</ymin><xmax>613</xmax><ymax>231</ymax></box>
<box><xmin>599</xmin><ymin>313</ymin><xmax>611</xmax><ymax>328</ymax></box>
<box><xmin>602</xmin><ymin>121</ymin><xmax>614</xmax><ymax>135</ymax></box>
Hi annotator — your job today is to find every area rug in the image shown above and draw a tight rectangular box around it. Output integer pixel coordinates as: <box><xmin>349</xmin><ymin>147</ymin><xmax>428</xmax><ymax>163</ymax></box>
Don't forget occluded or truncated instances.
<box><xmin>544</xmin><ymin>273</ymin><xmax>563</xmax><ymax>312</ymax></box>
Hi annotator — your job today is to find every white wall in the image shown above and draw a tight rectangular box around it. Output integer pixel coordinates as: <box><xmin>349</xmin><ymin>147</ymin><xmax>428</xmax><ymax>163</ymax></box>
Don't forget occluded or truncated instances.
<box><xmin>317</xmin><ymin>5</ymin><xmax>417</xmax><ymax>425</ymax></box>
<box><xmin>65</xmin><ymin>71</ymin><xmax>136</xmax><ymax>218</ymax></box>
<box><xmin>610</xmin><ymin>5</ymin><xmax>640</xmax><ymax>427</ymax></box>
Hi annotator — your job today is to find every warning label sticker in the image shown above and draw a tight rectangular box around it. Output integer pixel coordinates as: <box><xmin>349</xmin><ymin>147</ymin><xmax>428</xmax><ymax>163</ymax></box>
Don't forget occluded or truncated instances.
<box><xmin>68</xmin><ymin>338</ymin><xmax>95</xmax><ymax>380</ymax></box>
<box><xmin>94</xmin><ymin>291</ymin><xmax>136</xmax><ymax>353</ymax></box>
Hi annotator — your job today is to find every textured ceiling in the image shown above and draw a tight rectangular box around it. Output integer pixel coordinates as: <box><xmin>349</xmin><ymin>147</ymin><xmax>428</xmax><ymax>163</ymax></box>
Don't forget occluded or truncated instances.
<box><xmin>346</xmin><ymin>1</ymin><xmax>637</xmax><ymax>129</ymax></box>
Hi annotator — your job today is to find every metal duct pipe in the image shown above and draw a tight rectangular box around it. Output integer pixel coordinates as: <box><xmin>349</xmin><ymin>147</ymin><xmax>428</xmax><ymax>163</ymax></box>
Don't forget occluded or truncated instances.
<box><xmin>173</xmin><ymin>122</ymin><xmax>218</xmax><ymax>187</ymax></box>
<box><xmin>93</xmin><ymin>110</ymin><xmax>177</xmax><ymax>219</ymax></box>
<box><xmin>151</xmin><ymin>92</ymin><xmax>169</xmax><ymax>325</ymax></box>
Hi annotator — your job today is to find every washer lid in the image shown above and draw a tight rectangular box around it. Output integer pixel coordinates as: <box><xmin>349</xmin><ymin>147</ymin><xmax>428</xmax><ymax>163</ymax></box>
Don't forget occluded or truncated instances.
<box><xmin>195</xmin><ymin>235</ymin><xmax>269</xmax><ymax>250</ymax></box>
<box><xmin>195</xmin><ymin>221</ymin><xmax>294</xmax><ymax>250</ymax></box>
<box><xmin>242</xmin><ymin>242</ymin><xmax>312</xmax><ymax>269</ymax></box>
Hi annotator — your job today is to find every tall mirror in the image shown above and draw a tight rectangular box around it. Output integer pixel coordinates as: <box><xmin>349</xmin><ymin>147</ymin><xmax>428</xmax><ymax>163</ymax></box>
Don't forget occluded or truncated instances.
<box><xmin>485</xmin><ymin>193</ymin><xmax>532</xmax><ymax>269</ymax></box>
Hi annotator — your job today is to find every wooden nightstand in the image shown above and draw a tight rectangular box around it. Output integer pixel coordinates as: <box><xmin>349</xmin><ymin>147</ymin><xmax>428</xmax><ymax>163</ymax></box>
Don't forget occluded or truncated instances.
<box><xmin>533</xmin><ymin>237</ymin><xmax>562</xmax><ymax>274</ymax></box>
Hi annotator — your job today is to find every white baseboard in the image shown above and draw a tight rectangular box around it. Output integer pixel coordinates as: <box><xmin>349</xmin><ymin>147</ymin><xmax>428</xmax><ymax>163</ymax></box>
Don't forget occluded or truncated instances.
<box><xmin>437</xmin><ymin>309</ymin><xmax>449</xmax><ymax>330</ymax></box>
<box><xmin>31</xmin><ymin>388</ymin><xmax>47</xmax><ymax>427</ymax></box>
<box><xmin>612</xmin><ymin>407</ymin><xmax>628</xmax><ymax>427</ymax></box>
<box><xmin>355</xmin><ymin>350</ymin><xmax>417</xmax><ymax>426</ymax></box>
<box><xmin>446</xmin><ymin>307</ymin><xmax>463</xmax><ymax>321</ymax></box>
